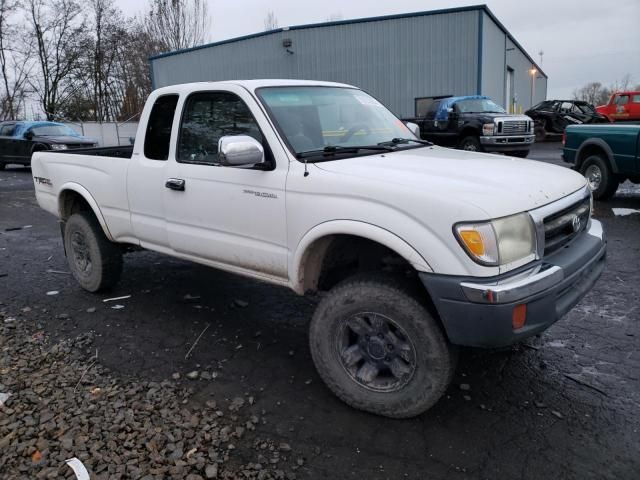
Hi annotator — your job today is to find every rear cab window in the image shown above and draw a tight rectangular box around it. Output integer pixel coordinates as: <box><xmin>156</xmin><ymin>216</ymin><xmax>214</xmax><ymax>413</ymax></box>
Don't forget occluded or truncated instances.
<box><xmin>144</xmin><ymin>94</ymin><xmax>179</xmax><ymax>160</ymax></box>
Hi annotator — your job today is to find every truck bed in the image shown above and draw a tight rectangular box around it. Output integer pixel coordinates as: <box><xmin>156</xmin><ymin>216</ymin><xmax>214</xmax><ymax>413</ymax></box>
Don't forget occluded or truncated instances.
<box><xmin>52</xmin><ymin>144</ymin><xmax>134</xmax><ymax>159</ymax></box>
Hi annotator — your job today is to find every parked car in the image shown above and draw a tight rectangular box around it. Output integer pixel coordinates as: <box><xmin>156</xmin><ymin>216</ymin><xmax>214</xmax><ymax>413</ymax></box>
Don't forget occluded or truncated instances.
<box><xmin>405</xmin><ymin>95</ymin><xmax>535</xmax><ymax>157</ymax></box>
<box><xmin>563</xmin><ymin>123</ymin><xmax>640</xmax><ymax>200</ymax></box>
<box><xmin>0</xmin><ymin>121</ymin><xmax>96</xmax><ymax>169</ymax></box>
<box><xmin>596</xmin><ymin>91</ymin><xmax>640</xmax><ymax>122</ymax></box>
<box><xmin>31</xmin><ymin>80</ymin><xmax>605</xmax><ymax>418</ymax></box>
<box><xmin>525</xmin><ymin>100</ymin><xmax>608</xmax><ymax>141</ymax></box>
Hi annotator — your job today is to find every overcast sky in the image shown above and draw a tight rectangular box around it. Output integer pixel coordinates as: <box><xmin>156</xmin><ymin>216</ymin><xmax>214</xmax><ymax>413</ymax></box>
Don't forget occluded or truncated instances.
<box><xmin>117</xmin><ymin>0</ymin><xmax>640</xmax><ymax>99</ymax></box>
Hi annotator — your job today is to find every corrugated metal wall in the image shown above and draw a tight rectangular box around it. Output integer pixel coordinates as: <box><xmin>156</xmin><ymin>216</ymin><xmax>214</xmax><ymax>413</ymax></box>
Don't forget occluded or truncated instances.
<box><xmin>481</xmin><ymin>12</ymin><xmax>507</xmax><ymax>107</ymax></box>
<box><xmin>151</xmin><ymin>11</ymin><xmax>479</xmax><ymax>117</ymax></box>
<box><xmin>505</xmin><ymin>37</ymin><xmax>547</xmax><ymax>112</ymax></box>
<box><xmin>481</xmin><ymin>12</ymin><xmax>547</xmax><ymax>111</ymax></box>
<box><xmin>151</xmin><ymin>8</ymin><xmax>547</xmax><ymax>118</ymax></box>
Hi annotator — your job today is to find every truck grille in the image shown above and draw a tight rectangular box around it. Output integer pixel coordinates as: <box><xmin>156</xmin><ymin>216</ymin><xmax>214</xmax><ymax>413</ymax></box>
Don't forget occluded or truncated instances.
<box><xmin>543</xmin><ymin>197</ymin><xmax>591</xmax><ymax>255</ymax></box>
<box><xmin>501</xmin><ymin>120</ymin><xmax>530</xmax><ymax>135</ymax></box>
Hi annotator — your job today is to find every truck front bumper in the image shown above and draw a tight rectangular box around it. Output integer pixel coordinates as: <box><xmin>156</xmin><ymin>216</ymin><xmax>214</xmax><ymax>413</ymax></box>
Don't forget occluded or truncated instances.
<box><xmin>419</xmin><ymin>219</ymin><xmax>606</xmax><ymax>347</ymax></box>
<box><xmin>480</xmin><ymin>134</ymin><xmax>535</xmax><ymax>151</ymax></box>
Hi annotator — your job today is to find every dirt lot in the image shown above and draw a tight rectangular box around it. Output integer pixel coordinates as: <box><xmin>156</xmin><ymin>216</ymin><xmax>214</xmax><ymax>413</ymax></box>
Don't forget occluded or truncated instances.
<box><xmin>1</xmin><ymin>143</ymin><xmax>639</xmax><ymax>479</ymax></box>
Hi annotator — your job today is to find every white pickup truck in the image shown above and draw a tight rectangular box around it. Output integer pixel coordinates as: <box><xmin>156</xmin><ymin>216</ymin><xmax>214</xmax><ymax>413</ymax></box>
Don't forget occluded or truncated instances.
<box><xmin>32</xmin><ymin>80</ymin><xmax>606</xmax><ymax>418</ymax></box>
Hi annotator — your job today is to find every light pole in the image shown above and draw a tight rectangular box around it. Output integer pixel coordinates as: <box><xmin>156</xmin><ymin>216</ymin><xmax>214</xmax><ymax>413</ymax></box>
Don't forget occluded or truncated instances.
<box><xmin>529</xmin><ymin>67</ymin><xmax>537</xmax><ymax>108</ymax></box>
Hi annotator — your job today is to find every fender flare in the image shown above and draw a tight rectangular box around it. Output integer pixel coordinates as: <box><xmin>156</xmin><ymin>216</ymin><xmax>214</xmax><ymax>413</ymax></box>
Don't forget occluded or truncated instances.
<box><xmin>576</xmin><ymin>138</ymin><xmax>618</xmax><ymax>173</ymax></box>
<box><xmin>57</xmin><ymin>182</ymin><xmax>114</xmax><ymax>241</ymax></box>
<box><xmin>290</xmin><ymin>220</ymin><xmax>433</xmax><ymax>294</ymax></box>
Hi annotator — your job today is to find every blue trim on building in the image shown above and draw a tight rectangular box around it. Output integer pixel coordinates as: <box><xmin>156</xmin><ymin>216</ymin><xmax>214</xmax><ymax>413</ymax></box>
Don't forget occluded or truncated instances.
<box><xmin>477</xmin><ymin>11</ymin><xmax>483</xmax><ymax>95</ymax></box>
<box><xmin>148</xmin><ymin>4</ymin><xmax>546</xmax><ymax>80</ymax></box>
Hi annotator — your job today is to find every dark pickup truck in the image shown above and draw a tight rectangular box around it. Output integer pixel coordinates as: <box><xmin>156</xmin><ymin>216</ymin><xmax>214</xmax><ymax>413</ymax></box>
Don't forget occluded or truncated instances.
<box><xmin>405</xmin><ymin>95</ymin><xmax>535</xmax><ymax>157</ymax></box>
<box><xmin>563</xmin><ymin>124</ymin><xmax>640</xmax><ymax>199</ymax></box>
<box><xmin>0</xmin><ymin>121</ymin><xmax>96</xmax><ymax>169</ymax></box>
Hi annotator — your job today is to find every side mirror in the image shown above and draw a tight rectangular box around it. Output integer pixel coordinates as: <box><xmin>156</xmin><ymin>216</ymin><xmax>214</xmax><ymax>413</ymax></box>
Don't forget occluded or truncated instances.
<box><xmin>218</xmin><ymin>135</ymin><xmax>265</xmax><ymax>167</ymax></box>
<box><xmin>24</xmin><ymin>130</ymin><xmax>34</xmax><ymax>140</ymax></box>
<box><xmin>404</xmin><ymin>122</ymin><xmax>421</xmax><ymax>138</ymax></box>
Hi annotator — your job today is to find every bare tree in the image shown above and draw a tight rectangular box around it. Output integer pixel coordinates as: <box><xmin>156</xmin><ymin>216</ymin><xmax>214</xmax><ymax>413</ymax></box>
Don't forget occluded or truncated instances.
<box><xmin>144</xmin><ymin>0</ymin><xmax>210</xmax><ymax>53</ymax></box>
<box><xmin>573</xmin><ymin>75</ymin><xmax>637</xmax><ymax>107</ymax></box>
<box><xmin>264</xmin><ymin>10</ymin><xmax>278</xmax><ymax>31</ymax></box>
<box><xmin>25</xmin><ymin>0</ymin><xmax>86</xmax><ymax>120</ymax></box>
<box><xmin>0</xmin><ymin>0</ymin><xmax>31</xmax><ymax>119</ymax></box>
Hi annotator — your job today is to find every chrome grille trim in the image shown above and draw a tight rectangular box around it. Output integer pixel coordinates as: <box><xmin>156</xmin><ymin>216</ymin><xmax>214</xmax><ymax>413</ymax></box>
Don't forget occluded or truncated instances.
<box><xmin>528</xmin><ymin>186</ymin><xmax>591</xmax><ymax>259</ymax></box>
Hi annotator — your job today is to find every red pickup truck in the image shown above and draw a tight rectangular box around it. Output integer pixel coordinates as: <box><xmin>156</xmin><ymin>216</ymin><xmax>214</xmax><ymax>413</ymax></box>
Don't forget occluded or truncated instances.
<box><xmin>596</xmin><ymin>91</ymin><xmax>640</xmax><ymax>122</ymax></box>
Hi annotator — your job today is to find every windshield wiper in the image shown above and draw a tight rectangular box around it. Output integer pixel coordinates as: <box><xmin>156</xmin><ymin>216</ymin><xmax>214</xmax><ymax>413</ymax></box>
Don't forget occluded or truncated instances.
<box><xmin>296</xmin><ymin>144</ymin><xmax>394</xmax><ymax>159</ymax></box>
<box><xmin>378</xmin><ymin>137</ymin><xmax>432</xmax><ymax>147</ymax></box>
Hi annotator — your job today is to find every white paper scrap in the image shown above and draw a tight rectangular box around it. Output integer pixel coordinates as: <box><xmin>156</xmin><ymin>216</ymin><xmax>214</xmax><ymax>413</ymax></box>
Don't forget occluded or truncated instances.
<box><xmin>103</xmin><ymin>295</ymin><xmax>131</xmax><ymax>303</ymax></box>
<box><xmin>65</xmin><ymin>457</ymin><xmax>90</xmax><ymax>480</ymax></box>
<box><xmin>0</xmin><ymin>392</ymin><xmax>11</xmax><ymax>406</ymax></box>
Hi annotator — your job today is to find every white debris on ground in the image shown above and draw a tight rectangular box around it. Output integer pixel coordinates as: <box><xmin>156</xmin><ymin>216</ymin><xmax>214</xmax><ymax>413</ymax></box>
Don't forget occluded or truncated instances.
<box><xmin>612</xmin><ymin>208</ymin><xmax>640</xmax><ymax>217</ymax></box>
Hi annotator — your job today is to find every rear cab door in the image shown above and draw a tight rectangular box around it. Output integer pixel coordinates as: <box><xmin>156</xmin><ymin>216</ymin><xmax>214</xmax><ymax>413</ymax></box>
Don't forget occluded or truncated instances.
<box><xmin>127</xmin><ymin>93</ymin><xmax>180</xmax><ymax>251</ymax></box>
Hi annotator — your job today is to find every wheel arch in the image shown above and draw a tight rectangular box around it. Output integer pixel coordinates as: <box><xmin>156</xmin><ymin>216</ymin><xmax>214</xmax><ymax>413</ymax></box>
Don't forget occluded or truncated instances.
<box><xmin>576</xmin><ymin>139</ymin><xmax>617</xmax><ymax>173</ymax></box>
<box><xmin>58</xmin><ymin>183</ymin><xmax>114</xmax><ymax>241</ymax></box>
<box><xmin>291</xmin><ymin>221</ymin><xmax>433</xmax><ymax>295</ymax></box>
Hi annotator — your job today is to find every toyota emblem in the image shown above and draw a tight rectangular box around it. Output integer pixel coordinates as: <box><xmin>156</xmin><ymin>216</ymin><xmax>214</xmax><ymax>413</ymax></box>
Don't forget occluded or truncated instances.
<box><xmin>571</xmin><ymin>215</ymin><xmax>581</xmax><ymax>232</ymax></box>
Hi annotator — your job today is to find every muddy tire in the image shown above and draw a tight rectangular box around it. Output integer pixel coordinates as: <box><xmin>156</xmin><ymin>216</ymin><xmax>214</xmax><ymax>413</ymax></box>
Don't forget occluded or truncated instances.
<box><xmin>534</xmin><ymin>125</ymin><xmax>546</xmax><ymax>142</ymax></box>
<box><xmin>64</xmin><ymin>212</ymin><xmax>123</xmax><ymax>292</ymax></box>
<box><xmin>309</xmin><ymin>274</ymin><xmax>456</xmax><ymax>418</ymax></box>
<box><xmin>459</xmin><ymin>136</ymin><xmax>482</xmax><ymax>152</ymax></box>
<box><xmin>580</xmin><ymin>154</ymin><xmax>618</xmax><ymax>200</ymax></box>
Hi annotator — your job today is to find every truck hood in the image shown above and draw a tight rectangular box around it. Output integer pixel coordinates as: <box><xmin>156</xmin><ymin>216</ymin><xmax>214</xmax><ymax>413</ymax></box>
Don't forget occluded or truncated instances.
<box><xmin>313</xmin><ymin>146</ymin><xmax>587</xmax><ymax>219</ymax></box>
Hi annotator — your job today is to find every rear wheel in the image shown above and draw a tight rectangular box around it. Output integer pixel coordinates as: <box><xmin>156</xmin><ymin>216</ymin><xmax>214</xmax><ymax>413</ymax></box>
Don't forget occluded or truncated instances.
<box><xmin>511</xmin><ymin>150</ymin><xmax>530</xmax><ymax>158</ymax></box>
<box><xmin>459</xmin><ymin>136</ymin><xmax>482</xmax><ymax>152</ymax></box>
<box><xmin>309</xmin><ymin>274</ymin><xmax>456</xmax><ymax>418</ymax></box>
<box><xmin>580</xmin><ymin>154</ymin><xmax>618</xmax><ymax>200</ymax></box>
<box><xmin>534</xmin><ymin>125</ymin><xmax>546</xmax><ymax>142</ymax></box>
<box><xmin>64</xmin><ymin>212</ymin><xmax>123</xmax><ymax>292</ymax></box>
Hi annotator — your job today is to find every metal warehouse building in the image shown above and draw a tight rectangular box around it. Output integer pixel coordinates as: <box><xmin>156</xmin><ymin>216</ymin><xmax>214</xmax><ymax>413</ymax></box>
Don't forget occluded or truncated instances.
<box><xmin>149</xmin><ymin>4</ymin><xmax>547</xmax><ymax>118</ymax></box>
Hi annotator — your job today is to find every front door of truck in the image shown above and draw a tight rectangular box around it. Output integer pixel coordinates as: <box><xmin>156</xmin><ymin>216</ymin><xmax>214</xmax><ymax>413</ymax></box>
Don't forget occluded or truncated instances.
<box><xmin>164</xmin><ymin>87</ymin><xmax>288</xmax><ymax>280</ymax></box>
<box><xmin>127</xmin><ymin>93</ymin><xmax>179</xmax><ymax>251</ymax></box>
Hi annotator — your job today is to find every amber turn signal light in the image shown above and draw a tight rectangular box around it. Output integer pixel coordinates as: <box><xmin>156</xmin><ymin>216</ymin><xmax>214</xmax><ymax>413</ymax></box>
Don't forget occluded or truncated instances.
<box><xmin>512</xmin><ymin>304</ymin><xmax>527</xmax><ymax>330</ymax></box>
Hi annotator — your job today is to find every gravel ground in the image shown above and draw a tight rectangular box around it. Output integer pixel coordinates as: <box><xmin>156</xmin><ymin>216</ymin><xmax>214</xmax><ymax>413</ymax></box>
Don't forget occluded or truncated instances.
<box><xmin>1</xmin><ymin>143</ymin><xmax>639</xmax><ymax>479</ymax></box>
<box><xmin>0</xmin><ymin>316</ymin><xmax>301</xmax><ymax>480</ymax></box>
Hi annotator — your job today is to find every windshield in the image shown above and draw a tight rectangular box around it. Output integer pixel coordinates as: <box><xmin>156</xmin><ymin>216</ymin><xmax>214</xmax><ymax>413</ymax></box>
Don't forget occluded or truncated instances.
<box><xmin>29</xmin><ymin>125</ymin><xmax>79</xmax><ymax>137</ymax></box>
<box><xmin>455</xmin><ymin>98</ymin><xmax>505</xmax><ymax>114</ymax></box>
<box><xmin>576</xmin><ymin>103</ymin><xmax>595</xmax><ymax>113</ymax></box>
<box><xmin>257</xmin><ymin>86</ymin><xmax>417</xmax><ymax>156</ymax></box>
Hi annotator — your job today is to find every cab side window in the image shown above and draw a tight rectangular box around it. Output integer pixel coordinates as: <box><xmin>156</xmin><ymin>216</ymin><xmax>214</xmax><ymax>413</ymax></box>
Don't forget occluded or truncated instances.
<box><xmin>615</xmin><ymin>95</ymin><xmax>629</xmax><ymax>106</ymax></box>
<box><xmin>0</xmin><ymin>124</ymin><xmax>16</xmax><ymax>136</ymax></box>
<box><xmin>177</xmin><ymin>92</ymin><xmax>263</xmax><ymax>165</ymax></box>
<box><xmin>144</xmin><ymin>94</ymin><xmax>179</xmax><ymax>160</ymax></box>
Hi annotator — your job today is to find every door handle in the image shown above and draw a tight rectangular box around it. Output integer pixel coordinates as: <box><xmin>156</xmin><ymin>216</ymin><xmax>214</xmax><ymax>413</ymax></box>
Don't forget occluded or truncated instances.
<box><xmin>165</xmin><ymin>178</ymin><xmax>185</xmax><ymax>191</ymax></box>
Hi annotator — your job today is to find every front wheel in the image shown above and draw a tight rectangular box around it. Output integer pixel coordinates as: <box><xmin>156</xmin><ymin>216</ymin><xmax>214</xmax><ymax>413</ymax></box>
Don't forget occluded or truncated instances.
<box><xmin>64</xmin><ymin>212</ymin><xmax>123</xmax><ymax>292</ymax></box>
<box><xmin>580</xmin><ymin>154</ymin><xmax>618</xmax><ymax>200</ymax></box>
<box><xmin>459</xmin><ymin>136</ymin><xmax>482</xmax><ymax>152</ymax></box>
<box><xmin>309</xmin><ymin>275</ymin><xmax>456</xmax><ymax>418</ymax></box>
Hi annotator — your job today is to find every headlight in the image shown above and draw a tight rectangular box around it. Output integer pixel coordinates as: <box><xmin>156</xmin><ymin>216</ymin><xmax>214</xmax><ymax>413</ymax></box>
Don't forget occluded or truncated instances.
<box><xmin>454</xmin><ymin>212</ymin><xmax>536</xmax><ymax>266</ymax></box>
<box><xmin>50</xmin><ymin>144</ymin><xmax>68</xmax><ymax>150</ymax></box>
<box><xmin>482</xmin><ymin>123</ymin><xmax>495</xmax><ymax>136</ymax></box>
